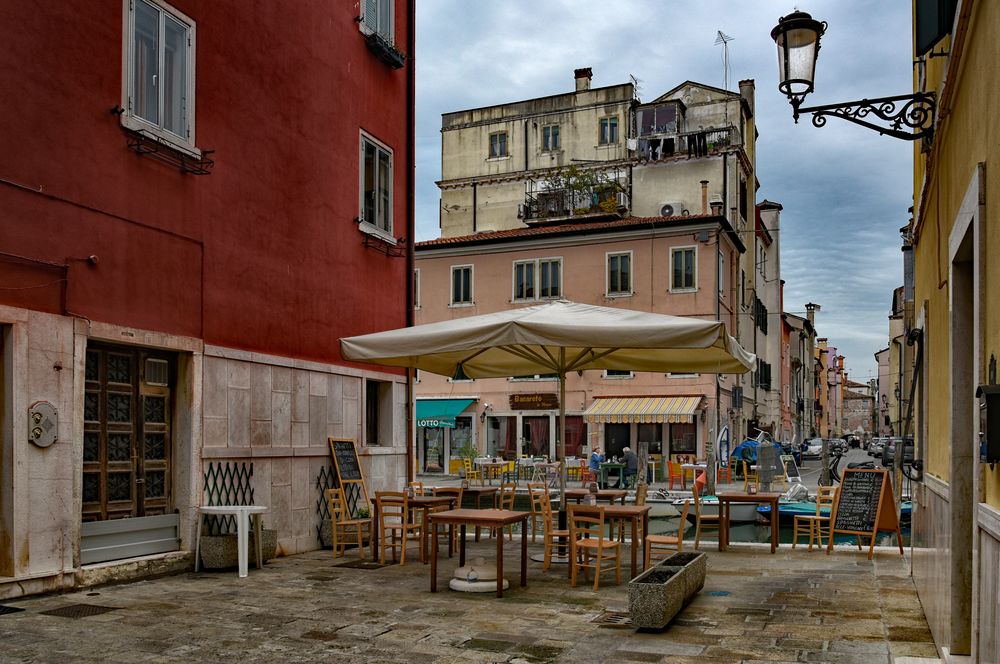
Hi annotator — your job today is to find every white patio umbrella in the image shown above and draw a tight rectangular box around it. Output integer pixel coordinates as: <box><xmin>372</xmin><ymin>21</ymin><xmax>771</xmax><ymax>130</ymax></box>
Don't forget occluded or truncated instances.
<box><xmin>340</xmin><ymin>300</ymin><xmax>754</xmax><ymax>513</ymax></box>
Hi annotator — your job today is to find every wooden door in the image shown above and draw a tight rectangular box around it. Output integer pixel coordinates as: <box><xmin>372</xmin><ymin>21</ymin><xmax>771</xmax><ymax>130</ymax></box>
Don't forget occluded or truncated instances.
<box><xmin>82</xmin><ymin>344</ymin><xmax>173</xmax><ymax>522</ymax></box>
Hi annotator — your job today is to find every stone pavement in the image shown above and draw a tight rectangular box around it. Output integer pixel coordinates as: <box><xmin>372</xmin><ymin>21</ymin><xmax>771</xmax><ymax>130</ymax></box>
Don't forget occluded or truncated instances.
<box><xmin>0</xmin><ymin>538</ymin><xmax>938</xmax><ymax>663</ymax></box>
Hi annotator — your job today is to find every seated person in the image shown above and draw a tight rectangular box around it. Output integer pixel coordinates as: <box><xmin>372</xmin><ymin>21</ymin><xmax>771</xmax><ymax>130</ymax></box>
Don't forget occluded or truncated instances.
<box><xmin>620</xmin><ymin>447</ymin><xmax>638</xmax><ymax>488</ymax></box>
<box><xmin>589</xmin><ymin>446</ymin><xmax>605</xmax><ymax>487</ymax></box>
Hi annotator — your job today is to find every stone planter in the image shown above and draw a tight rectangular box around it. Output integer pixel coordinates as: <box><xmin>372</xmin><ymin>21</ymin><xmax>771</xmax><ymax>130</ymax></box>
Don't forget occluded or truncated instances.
<box><xmin>198</xmin><ymin>529</ymin><xmax>277</xmax><ymax>570</ymax></box>
<box><xmin>628</xmin><ymin>551</ymin><xmax>706</xmax><ymax>629</ymax></box>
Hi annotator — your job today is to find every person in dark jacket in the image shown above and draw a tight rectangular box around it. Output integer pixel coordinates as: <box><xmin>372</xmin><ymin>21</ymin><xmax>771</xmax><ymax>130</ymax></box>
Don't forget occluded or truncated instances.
<box><xmin>621</xmin><ymin>447</ymin><xmax>638</xmax><ymax>488</ymax></box>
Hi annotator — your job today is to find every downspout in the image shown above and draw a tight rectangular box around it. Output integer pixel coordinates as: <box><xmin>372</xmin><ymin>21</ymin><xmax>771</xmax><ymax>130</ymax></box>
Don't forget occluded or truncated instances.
<box><xmin>472</xmin><ymin>183</ymin><xmax>477</xmax><ymax>233</ymax></box>
<box><xmin>404</xmin><ymin>0</ymin><xmax>416</xmax><ymax>483</ymax></box>
<box><xmin>524</xmin><ymin>120</ymin><xmax>529</xmax><ymax>172</ymax></box>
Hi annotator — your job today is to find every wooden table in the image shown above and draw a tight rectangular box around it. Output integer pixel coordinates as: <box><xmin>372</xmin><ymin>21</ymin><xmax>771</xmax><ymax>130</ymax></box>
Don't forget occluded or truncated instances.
<box><xmin>475</xmin><ymin>459</ymin><xmax>506</xmax><ymax>485</ymax></box>
<box><xmin>681</xmin><ymin>463</ymin><xmax>707</xmax><ymax>489</ymax></box>
<box><xmin>569</xmin><ymin>503</ymin><xmax>651</xmax><ymax>579</ymax></box>
<box><xmin>717</xmin><ymin>492</ymin><xmax>781</xmax><ymax>553</ymax></box>
<box><xmin>531</xmin><ymin>461</ymin><xmax>561</xmax><ymax>486</ymax></box>
<box><xmin>428</xmin><ymin>508</ymin><xmax>529</xmax><ymax>598</ymax></box>
<box><xmin>370</xmin><ymin>495</ymin><xmax>456</xmax><ymax>562</ymax></box>
<box><xmin>598</xmin><ymin>462</ymin><xmax>625</xmax><ymax>488</ymax></box>
<box><xmin>564</xmin><ymin>488</ymin><xmax>628</xmax><ymax>504</ymax></box>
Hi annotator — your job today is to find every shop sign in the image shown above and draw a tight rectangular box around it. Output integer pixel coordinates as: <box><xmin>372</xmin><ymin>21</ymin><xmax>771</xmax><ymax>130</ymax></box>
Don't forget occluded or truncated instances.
<box><xmin>509</xmin><ymin>393</ymin><xmax>559</xmax><ymax>410</ymax></box>
<box><xmin>417</xmin><ymin>417</ymin><xmax>456</xmax><ymax>428</ymax></box>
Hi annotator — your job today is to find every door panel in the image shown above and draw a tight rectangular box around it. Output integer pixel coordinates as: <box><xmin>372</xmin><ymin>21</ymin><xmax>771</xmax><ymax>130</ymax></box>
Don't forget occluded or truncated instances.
<box><xmin>82</xmin><ymin>345</ymin><xmax>173</xmax><ymax>522</ymax></box>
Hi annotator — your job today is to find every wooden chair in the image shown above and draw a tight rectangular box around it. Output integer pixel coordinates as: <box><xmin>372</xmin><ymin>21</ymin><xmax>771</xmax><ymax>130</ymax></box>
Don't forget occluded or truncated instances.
<box><xmin>462</xmin><ymin>458</ymin><xmax>482</xmax><ymax>485</ymax></box>
<box><xmin>645</xmin><ymin>499</ymin><xmax>689</xmax><ymax>566</ymax></box>
<box><xmin>531</xmin><ymin>487</ymin><xmax>569</xmax><ymax>571</ymax></box>
<box><xmin>407</xmin><ymin>481</ymin><xmax>425</xmax><ymax>496</ymax></box>
<box><xmin>742</xmin><ymin>460</ymin><xmax>759</xmax><ymax>492</ymax></box>
<box><xmin>325</xmin><ymin>487</ymin><xmax>372</xmax><ymax>560</ymax></box>
<box><xmin>578</xmin><ymin>458</ymin><xmax>596</xmax><ymax>485</ymax></box>
<box><xmin>691</xmin><ymin>487</ymin><xmax>721</xmax><ymax>549</ymax></box>
<box><xmin>526</xmin><ymin>483</ymin><xmax>549</xmax><ymax>543</ymax></box>
<box><xmin>612</xmin><ymin>482</ymin><xmax>648</xmax><ymax>542</ymax></box>
<box><xmin>793</xmin><ymin>485</ymin><xmax>838</xmax><ymax>551</ymax></box>
<box><xmin>375</xmin><ymin>491</ymin><xmax>421</xmax><ymax>565</ymax></box>
<box><xmin>667</xmin><ymin>460</ymin><xmax>685</xmax><ymax>490</ymax></box>
<box><xmin>716</xmin><ymin>462</ymin><xmax>733</xmax><ymax>484</ymax></box>
<box><xmin>431</xmin><ymin>486</ymin><xmax>464</xmax><ymax>549</ymax></box>
<box><xmin>493</xmin><ymin>483</ymin><xmax>518</xmax><ymax>540</ymax></box>
<box><xmin>568</xmin><ymin>505</ymin><xmax>621</xmax><ymax>591</ymax></box>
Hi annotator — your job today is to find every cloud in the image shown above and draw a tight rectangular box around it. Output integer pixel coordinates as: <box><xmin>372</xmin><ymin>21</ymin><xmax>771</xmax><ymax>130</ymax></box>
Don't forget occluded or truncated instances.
<box><xmin>415</xmin><ymin>0</ymin><xmax>912</xmax><ymax>380</ymax></box>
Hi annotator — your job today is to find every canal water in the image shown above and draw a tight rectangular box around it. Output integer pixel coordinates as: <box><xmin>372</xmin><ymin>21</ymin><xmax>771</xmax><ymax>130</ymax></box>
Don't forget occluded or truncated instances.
<box><xmin>648</xmin><ymin>513</ymin><xmax>911</xmax><ymax>547</ymax></box>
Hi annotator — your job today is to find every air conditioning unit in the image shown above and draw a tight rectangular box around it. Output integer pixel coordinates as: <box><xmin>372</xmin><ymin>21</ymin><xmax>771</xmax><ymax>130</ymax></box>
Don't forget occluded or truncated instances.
<box><xmin>616</xmin><ymin>191</ymin><xmax>629</xmax><ymax>209</ymax></box>
<box><xmin>658</xmin><ymin>201</ymin><xmax>685</xmax><ymax>217</ymax></box>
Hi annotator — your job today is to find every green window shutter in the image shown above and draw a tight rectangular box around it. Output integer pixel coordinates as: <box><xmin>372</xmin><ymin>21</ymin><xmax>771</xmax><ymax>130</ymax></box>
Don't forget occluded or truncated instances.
<box><xmin>363</xmin><ymin>0</ymin><xmax>378</xmax><ymax>32</ymax></box>
<box><xmin>915</xmin><ymin>0</ymin><xmax>958</xmax><ymax>56</ymax></box>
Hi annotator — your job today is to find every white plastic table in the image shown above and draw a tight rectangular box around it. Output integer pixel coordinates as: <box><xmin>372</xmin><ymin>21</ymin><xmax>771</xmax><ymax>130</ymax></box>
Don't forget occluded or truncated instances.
<box><xmin>195</xmin><ymin>505</ymin><xmax>267</xmax><ymax>578</ymax></box>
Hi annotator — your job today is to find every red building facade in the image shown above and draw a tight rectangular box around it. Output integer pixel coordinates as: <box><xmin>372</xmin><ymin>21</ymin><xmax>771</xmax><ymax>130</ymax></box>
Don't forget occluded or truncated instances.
<box><xmin>0</xmin><ymin>0</ymin><xmax>414</xmax><ymax>594</ymax></box>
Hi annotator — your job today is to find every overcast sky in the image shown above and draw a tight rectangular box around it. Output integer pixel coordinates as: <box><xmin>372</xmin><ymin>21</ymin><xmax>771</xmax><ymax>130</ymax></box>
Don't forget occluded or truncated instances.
<box><xmin>413</xmin><ymin>1</ymin><xmax>913</xmax><ymax>382</ymax></box>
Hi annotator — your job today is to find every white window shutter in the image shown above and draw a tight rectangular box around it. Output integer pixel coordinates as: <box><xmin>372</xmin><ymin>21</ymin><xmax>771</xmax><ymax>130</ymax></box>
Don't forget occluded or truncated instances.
<box><xmin>363</xmin><ymin>0</ymin><xmax>377</xmax><ymax>32</ymax></box>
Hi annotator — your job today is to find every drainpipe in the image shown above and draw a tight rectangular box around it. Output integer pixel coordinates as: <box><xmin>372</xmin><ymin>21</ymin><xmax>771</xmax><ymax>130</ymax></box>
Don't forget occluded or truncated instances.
<box><xmin>404</xmin><ymin>0</ymin><xmax>416</xmax><ymax>483</ymax></box>
<box><xmin>524</xmin><ymin>120</ymin><xmax>529</xmax><ymax>172</ymax></box>
<box><xmin>472</xmin><ymin>182</ymin><xmax>477</xmax><ymax>233</ymax></box>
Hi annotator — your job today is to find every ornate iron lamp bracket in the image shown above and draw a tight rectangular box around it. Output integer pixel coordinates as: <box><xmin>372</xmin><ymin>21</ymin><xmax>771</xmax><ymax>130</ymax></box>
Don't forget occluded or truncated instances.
<box><xmin>792</xmin><ymin>92</ymin><xmax>936</xmax><ymax>141</ymax></box>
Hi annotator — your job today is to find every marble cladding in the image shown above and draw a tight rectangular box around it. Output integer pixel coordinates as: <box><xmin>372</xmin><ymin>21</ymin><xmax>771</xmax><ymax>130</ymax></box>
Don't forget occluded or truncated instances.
<box><xmin>911</xmin><ymin>478</ymin><xmax>950</xmax><ymax>655</ymax></box>
<box><xmin>200</xmin><ymin>354</ymin><xmax>407</xmax><ymax>556</ymax></box>
<box><xmin>977</xmin><ymin>506</ymin><xmax>1000</xmax><ymax>664</ymax></box>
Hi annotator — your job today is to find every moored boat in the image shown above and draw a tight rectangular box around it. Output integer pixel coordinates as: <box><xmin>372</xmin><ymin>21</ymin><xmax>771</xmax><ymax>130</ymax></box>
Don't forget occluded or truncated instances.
<box><xmin>756</xmin><ymin>500</ymin><xmax>912</xmax><ymax>524</ymax></box>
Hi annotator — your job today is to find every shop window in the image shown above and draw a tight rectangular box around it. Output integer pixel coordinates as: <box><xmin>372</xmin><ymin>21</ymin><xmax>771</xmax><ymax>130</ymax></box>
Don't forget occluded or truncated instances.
<box><xmin>638</xmin><ymin>423</ymin><xmax>662</xmax><ymax>455</ymax></box>
<box><xmin>487</xmin><ymin>416</ymin><xmax>518</xmax><ymax>459</ymax></box>
<box><xmin>669</xmin><ymin>422</ymin><xmax>697</xmax><ymax>455</ymax></box>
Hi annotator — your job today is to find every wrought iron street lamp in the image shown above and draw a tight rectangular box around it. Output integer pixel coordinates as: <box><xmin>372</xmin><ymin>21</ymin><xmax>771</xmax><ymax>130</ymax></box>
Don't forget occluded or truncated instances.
<box><xmin>771</xmin><ymin>10</ymin><xmax>936</xmax><ymax>141</ymax></box>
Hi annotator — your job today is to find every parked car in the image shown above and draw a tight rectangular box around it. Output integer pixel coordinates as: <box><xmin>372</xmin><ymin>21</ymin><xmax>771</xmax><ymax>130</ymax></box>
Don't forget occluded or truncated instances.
<box><xmin>868</xmin><ymin>438</ymin><xmax>886</xmax><ymax>457</ymax></box>
<box><xmin>777</xmin><ymin>440</ymin><xmax>802</xmax><ymax>466</ymax></box>
<box><xmin>801</xmin><ymin>438</ymin><xmax>824</xmax><ymax>460</ymax></box>
<box><xmin>881</xmin><ymin>437</ymin><xmax>914</xmax><ymax>467</ymax></box>
<box><xmin>827</xmin><ymin>438</ymin><xmax>848</xmax><ymax>454</ymax></box>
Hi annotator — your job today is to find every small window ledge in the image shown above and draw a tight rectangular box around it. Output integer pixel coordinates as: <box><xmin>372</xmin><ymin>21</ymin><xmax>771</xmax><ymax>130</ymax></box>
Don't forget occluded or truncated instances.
<box><xmin>364</xmin><ymin>32</ymin><xmax>405</xmax><ymax>69</ymax></box>
<box><xmin>358</xmin><ymin>225</ymin><xmax>405</xmax><ymax>258</ymax></box>
<box><xmin>122</xmin><ymin>127</ymin><xmax>214</xmax><ymax>175</ymax></box>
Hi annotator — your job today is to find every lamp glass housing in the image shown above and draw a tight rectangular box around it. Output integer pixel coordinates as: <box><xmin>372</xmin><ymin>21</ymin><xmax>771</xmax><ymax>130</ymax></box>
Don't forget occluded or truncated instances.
<box><xmin>771</xmin><ymin>11</ymin><xmax>825</xmax><ymax>100</ymax></box>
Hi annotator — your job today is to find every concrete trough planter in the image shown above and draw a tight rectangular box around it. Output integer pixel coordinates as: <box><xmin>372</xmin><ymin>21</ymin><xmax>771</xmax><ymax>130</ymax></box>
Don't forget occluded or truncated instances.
<box><xmin>628</xmin><ymin>551</ymin><xmax>706</xmax><ymax>629</ymax></box>
<box><xmin>198</xmin><ymin>529</ymin><xmax>277</xmax><ymax>570</ymax></box>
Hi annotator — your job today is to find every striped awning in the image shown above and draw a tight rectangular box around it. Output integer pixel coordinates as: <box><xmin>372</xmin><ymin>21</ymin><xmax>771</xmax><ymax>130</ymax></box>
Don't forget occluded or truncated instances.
<box><xmin>583</xmin><ymin>395</ymin><xmax>703</xmax><ymax>424</ymax></box>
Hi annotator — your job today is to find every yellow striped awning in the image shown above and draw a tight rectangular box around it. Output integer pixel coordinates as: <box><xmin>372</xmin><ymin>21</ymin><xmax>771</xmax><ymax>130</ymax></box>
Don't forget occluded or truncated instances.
<box><xmin>583</xmin><ymin>395</ymin><xmax>703</xmax><ymax>424</ymax></box>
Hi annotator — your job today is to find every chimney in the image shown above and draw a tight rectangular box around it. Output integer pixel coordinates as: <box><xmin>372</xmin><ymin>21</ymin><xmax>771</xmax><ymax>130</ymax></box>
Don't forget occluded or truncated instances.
<box><xmin>739</xmin><ymin>78</ymin><xmax>755</xmax><ymax>116</ymax></box>
<box><xmin>574</xmin><ymin>67</ymin><xmax>593</xmax><ymax>92</ymax></box>
<box><xmin>805</xmin><ymin>302</ymin><xmax>820</xmax><ymax>327</ymax></box>
<box><xmin>700</xmin><ymin>180</ymin><xmax>709</xmax><ymax>214</ymax></box>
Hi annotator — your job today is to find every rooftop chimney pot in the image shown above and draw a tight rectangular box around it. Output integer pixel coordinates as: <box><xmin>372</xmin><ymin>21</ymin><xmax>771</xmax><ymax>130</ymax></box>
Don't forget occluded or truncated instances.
<box><xmin>574</xmin><ymin>67</ymin><xmax>593</xmax><ymax>92</ymax></box>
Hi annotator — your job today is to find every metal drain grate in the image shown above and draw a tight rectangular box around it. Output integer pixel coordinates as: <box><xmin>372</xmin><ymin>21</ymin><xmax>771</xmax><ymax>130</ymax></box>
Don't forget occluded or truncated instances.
<box><xmin>591</xmin><ymin>610</ymin><xmax>633</xmax><ymax>627</ymax></box>
<box><xmin>0</xmin><ymin>605</ymin><xmax>25</xmax><ymax>616</ymax></box>
<box><xmin>39</xmin><ymin>604</ymin><xmax>119</xmax><ymax>619</ymax></box>
<box><xmin>334</xmin><ymin>559</ymin><xmax>386</xmax><ymax>570</ymax></box>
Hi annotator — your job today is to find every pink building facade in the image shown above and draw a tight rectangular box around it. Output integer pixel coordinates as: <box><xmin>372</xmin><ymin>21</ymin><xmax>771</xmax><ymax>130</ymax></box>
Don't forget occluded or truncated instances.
<box><xmin>413</xmin><ymin>214</ymin><xmax>744</xmax><ymax>473</ymax></box>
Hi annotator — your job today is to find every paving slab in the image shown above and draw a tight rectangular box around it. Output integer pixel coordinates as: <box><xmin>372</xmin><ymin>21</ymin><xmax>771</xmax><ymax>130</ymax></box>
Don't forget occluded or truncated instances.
<box><xmin>0</xmin><ymin>539</ymin><xmax>936</xmax><ymax>663</ymax></box>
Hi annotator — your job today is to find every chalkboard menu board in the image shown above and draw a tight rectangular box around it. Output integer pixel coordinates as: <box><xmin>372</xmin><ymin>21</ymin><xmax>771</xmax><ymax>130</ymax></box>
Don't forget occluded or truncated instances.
<box><xmin>827</xmin><ymin>468</ymin><xmax>902</xmax><ymax>560</ymax></box>
<box><xmin>780</xmin><ymin>454</ymin><xmax>800</xmax><ymax>479</ymax></box>
<box><xmin>832</xmin><ymin>469</ymin><xmax>883</xmax><ymax>533</ymax></box>
<box><xmin>330</xmin><ymin>438</ymin><xmax>362</xmax><ymax>481</ymax></box>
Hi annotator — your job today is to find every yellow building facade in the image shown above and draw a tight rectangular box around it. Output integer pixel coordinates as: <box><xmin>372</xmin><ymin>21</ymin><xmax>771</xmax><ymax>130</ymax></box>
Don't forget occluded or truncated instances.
<box><xmin>909</xmin><ymin>1</ymin><xmax>1000</xmax><ymax>660</ymax></box>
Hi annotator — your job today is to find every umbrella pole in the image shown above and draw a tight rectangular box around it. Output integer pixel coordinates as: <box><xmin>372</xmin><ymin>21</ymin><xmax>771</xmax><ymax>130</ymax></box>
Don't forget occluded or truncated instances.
<box><xmin>557</xmin><ymin>358</ymin><xmax>568</xmax><ymax>558</ymax></box>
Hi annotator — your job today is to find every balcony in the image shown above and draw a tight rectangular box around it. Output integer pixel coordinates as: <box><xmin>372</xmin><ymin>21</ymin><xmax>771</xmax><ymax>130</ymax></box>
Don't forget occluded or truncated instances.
<box><xmin>521</xmin><ymin>167</ymin><xmax>628</xmax><ymax>223</ymax></box>
<box><xmin>636</xmin><ymin>125</ymin><xmax>742</xmax><ymax>162</ymax></box>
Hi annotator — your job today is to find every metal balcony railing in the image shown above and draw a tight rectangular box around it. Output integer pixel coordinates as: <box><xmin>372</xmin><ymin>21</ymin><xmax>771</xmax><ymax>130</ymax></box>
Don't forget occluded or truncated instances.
<box><xmin>636</xmin><ymin>125</ymin><xmax>742</xmax><ymax>161</ymax></box>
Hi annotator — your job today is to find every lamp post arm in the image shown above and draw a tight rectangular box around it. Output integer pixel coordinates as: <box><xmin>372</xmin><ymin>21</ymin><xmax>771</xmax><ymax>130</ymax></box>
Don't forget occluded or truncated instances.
<box><xmin>793</xmin><ymin>92</ymin><xmax>936</xmax><ymax>141</ymax></box>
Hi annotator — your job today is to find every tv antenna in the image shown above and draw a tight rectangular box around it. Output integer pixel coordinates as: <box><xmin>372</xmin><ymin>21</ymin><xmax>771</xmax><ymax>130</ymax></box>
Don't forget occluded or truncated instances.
<box><xmin>715</xmin><ymin>30</ymin><xmax>734</xmax><ymax>92</ymax></box>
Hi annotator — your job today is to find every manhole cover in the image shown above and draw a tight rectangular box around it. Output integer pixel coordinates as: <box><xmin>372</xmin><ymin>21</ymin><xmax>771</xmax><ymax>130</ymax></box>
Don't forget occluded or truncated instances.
<box><xmin>707</xmin><ymin>590</ymin><xmax>731</xmax><ymax>596</ymax></box>
<box><xmin>335</xmin><ymin>560</ymin><xmax>386</xmax><ymax>570</ymax></box>
<box><xmin>591</xmin><ymin>610</ymin><xmax>633</xmax><ymax>627</ymax></box>
<box><xmin>0</xmin><ymin>605</ymin><xmax>25</xmax><ymax>616</ymax></box>
<box><xmin>39</xmin><ymin>604</ymin><xmax>119</xmax><ymax>619</ymax></box>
